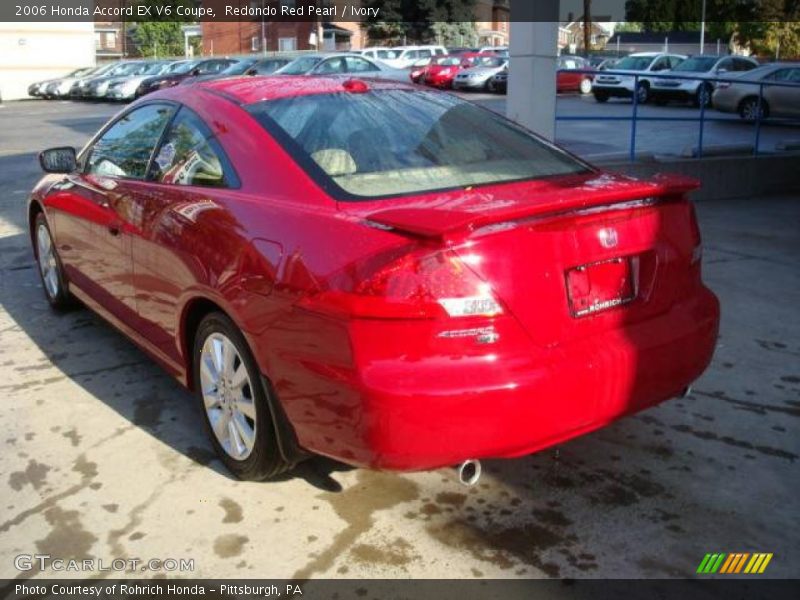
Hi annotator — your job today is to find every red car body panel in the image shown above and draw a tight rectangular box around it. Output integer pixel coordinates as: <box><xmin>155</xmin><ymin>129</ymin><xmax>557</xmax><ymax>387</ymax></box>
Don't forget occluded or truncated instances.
<box><xmin>30</xmin><ymin>76</ymin><xmax>719</xmax><ymax>471</ymax></box>
<box><xmin>557</xmin><ymin>69</ymin><xmax>594</xmax><ymax>92</ymax></box>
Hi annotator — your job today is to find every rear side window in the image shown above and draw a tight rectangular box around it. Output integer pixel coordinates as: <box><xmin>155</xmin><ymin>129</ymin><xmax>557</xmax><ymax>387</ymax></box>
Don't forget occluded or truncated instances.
<box><xmin>734</xmin><ymin>58</ymin><xmax>756</xmax><ymax>71</ymax></box>
<box><xmin>150</xmin><ymin>108</ymin><xmax>236</xmax><ymax>188</ymax></box>
<box><xmin>247</xmin><ymin>90</ymin><xmax>588</xmax><ymax>200</ymax></box>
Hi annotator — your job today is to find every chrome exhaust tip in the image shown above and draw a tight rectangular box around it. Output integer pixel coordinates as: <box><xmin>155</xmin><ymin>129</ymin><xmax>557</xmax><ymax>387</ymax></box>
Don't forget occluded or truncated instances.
<box><xmin>680</xmin><ymin>386</ymin><xmax>693</xmax><ymax>399</ymax></box>
<box><xmin>457</xmin><ymin>459</ymin><xmax>481</xmax><ymax>486</ymax></box>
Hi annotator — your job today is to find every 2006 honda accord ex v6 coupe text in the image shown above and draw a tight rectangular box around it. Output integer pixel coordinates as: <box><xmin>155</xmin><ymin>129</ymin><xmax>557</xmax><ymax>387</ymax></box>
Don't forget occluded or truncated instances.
<box><xmin>29</xmin><ymin>76</ymin><xmax>719</xmax><ymax>481</ymax></box>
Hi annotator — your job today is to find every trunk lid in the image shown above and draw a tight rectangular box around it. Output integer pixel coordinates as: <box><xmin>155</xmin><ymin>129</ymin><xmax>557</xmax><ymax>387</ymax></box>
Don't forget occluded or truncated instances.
<box><xmin>349</xmin><ymin>172</ymin><xmax>701</xmax><ymax>345</ymax></box>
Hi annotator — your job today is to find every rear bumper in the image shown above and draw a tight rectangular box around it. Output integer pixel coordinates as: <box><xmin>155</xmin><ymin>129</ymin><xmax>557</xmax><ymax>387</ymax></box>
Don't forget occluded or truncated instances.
<box><xmin>274</xmin><ymin>287</ymin><xmax>720</xmax><ymax>471</ymax></box>
<box><xmin>651</xmin><ymin>88</ymin><xmax>695</xmax><ymax>101</ymax></box>
<box><xmin>592</xmin><ymin>84</ymin><xmax>634</xmax><ymax>97</ymax></box>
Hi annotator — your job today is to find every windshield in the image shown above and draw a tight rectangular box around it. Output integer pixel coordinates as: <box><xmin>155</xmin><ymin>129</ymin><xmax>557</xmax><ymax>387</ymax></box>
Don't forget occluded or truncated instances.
<box><xmin>247</xmin><ymin>90</ymin><xmax>587</xmax><ymax>200</ymax></box>
<box><xmin>139</xmin><ymin>62</ymin><xmax>169</xmax><ymax>75</ymax></box>
<box><xmin>276</xmin><ymin>56</ymin><xmax>323</xmax><ymax>75</ymax></box>
<box><xmin>170</xmin><ymin>61</ymin><xmax>200</xmax><ymax>74</ymax></box>
<box><xmin>110</xmin><ymin>62</ymin><xmax>146</xmax><ymax>77</ymax></box>
<box><xmin>435</xmin><ymin>57</ymin><xmax>462</xmax><ymax>66</ymax></box>
<box><xmin>615</xmin><ymin>56</ymin><xmax>656</xmax><ymax>71</ymax></box>
<box><xmin>374</xmin><ymin>50</ymin><xmax>397</xmax><ymax>60</ymax></box>
<box><xmin>673</xmin><ymin>57</ymin><xmax>719</xmax><ymax>72</ymax></box>
<box><xmin>475</xmin><ymin>56</ymin><xmax>506</xmax><ymax>68</ymax></box>
<box><xmin>221</xmin><ymin>59</ymin><xmax>258</xmax><ymax>75</ymax></box>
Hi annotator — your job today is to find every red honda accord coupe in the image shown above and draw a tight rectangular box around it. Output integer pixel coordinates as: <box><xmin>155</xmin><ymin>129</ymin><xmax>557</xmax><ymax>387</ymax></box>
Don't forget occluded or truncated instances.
<box><xmin>29</xmin><ymin>76</ymin><xmax>719</xmax><ymax>481</ymax></box>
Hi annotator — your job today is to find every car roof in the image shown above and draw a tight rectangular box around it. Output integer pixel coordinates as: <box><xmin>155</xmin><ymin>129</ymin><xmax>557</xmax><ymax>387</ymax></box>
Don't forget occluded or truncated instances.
<box><xmin>196</xmin><ymin>75</ymin><xmax>415</xmax><ymax>105</ymax></box>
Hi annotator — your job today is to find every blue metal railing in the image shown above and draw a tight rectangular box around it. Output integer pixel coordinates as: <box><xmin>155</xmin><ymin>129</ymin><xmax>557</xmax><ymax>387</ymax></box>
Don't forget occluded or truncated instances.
<box><xmin>554</xmin><ymin>68</ymin><xmax>800</xmax><ymax>162</ymax></box>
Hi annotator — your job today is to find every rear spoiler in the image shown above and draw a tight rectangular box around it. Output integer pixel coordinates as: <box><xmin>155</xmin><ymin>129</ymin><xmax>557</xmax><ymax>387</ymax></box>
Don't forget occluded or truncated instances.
<box><xmin>365</xmin><ymin>173</ymin><xmax>700</xmax><ymax>239</ymax></box>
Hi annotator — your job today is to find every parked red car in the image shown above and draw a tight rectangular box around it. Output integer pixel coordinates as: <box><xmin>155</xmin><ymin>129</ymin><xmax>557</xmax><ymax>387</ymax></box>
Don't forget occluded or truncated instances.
<box><xmin>558</xmin><ymin>55</ymin><xmax>595</xmax><ymax>94</ymax></box>
<box><xmin>30</xmin><ymin>76</ymin><xmax>719</xmax><ymax>481</ymax></box>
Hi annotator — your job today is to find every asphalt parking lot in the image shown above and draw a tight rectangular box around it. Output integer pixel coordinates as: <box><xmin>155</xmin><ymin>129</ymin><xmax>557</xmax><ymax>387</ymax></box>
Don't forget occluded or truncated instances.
<box><xmin>0</xmin><ymin>100</ymin><xmax>798</xmax><ymax>580</ymax></box>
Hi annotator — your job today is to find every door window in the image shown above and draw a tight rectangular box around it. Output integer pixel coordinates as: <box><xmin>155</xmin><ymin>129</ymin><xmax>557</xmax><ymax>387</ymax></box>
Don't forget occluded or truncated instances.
<box><xmin>651</xmin><ymin>57</ymin><xmax>670</xmax><ymax>71</ymax></box>
<box><xmin>668</xmin><ymin>56</ymin><xmax>684</xmax><ymax>68</ymax></box>
<box><xmin>314</xmin><ymin>57</ymin><xmax>347</xmax><ymax>74</ymax></box>
<box><xmin>716</xmin><ymin>58</ymin><xmax>734</xmax><ymax>72</ymax></box>
<box><xmin>86</xmin><ymin>104</ymin><xmax>174</xmax><ymax>180</ymax></box>
<box><xmin>150</xmin><ymin>108</ymin><xmax>236</xmax><ymax>188</ymax></box>
<box><xmin>734</xmin><ymin>58</ymin><xmax>756</xmax><ymax>72</ymax></box>
<box><xmin>345</xmin><ymin>57</ymin><xmax>379</xmax><ymax>73</ymax></box>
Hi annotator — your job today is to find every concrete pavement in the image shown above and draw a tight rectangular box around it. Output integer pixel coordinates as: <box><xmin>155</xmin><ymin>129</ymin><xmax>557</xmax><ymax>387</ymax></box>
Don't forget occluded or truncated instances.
<box><xmin>0</xmin><ymin>101</ymin><xmax>798</xmax><ymax>580</ymax></box>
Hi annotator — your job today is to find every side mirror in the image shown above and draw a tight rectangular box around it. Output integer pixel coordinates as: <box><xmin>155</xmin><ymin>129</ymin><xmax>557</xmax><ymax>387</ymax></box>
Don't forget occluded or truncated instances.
<box><xmin>39</xmin><ymin>147</ymin><xmax>77</xmax><ymax>174</ymax></box>
<box><xmin>246</xmin><ymin>68</ymin><xmax>258</xmax><ymax>76</ymax></box>
<box><xmin>190</xmin><ymin>68</ymin><xmax>201</xmax><ymax>76</ymax></box>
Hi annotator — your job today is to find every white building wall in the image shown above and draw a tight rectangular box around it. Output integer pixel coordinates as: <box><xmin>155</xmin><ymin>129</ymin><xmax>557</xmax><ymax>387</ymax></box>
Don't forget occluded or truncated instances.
<box><xmin>0</xmin><ymin>22</ymin><xmax>95</xmax><ymax>101</ymax></box>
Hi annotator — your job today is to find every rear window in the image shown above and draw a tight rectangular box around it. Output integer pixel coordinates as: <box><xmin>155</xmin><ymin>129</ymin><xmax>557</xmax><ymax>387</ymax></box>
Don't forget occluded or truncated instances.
<box><xmin>615</xmin><ymin>56</ymin><xmax>656</xmax><ymax>71</ymax></box>
<box><xmin>246</xmin><ymin>90</ymin><xmax>588</xmax><ymax>200</ymax></box>
<box><xmin>673</xmin><ymin>57</ymin><xmax>719</xmax><ymax>72</ymax></box>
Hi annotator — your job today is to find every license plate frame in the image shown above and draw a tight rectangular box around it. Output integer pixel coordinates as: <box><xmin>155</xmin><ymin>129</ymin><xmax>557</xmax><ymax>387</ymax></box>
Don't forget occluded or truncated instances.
<box><xmin>566</xmin><ymin>256</ymin><xmax>637</xmax><ymax>318</ymax></box>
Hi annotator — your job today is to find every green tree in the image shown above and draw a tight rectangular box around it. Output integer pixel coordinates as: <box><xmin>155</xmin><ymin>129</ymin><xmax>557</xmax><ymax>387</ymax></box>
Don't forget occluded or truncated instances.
<box><xmin>362</xmin><ymin>0</ymin><xmax>477</xmax><ymax>45</ymax></box>
<box><xmin>131</xmin><ymin>0</ymin><xmax>198</xmax><ymax>58</ymax></box>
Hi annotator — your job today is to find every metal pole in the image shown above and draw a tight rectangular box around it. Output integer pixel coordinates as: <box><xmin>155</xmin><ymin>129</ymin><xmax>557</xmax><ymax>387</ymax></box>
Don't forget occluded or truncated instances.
<box><xmin>630</xmin><ymin>74</ymin><xmax>639</xmax><ymax>162</ymax></box>
<box><xmin>754</xmin><ymin>82</ymin><xmax>763</xmax><ymax>156</ymax></box>
<box><xmin>698</xmin><ymin>93</ymin><xmax>706</xmax><ymax>158</ymax></box>
<box><xmin>700</xmin><ymin>0</ymin><xmax>706</xmax><ymax>54</ymax></box>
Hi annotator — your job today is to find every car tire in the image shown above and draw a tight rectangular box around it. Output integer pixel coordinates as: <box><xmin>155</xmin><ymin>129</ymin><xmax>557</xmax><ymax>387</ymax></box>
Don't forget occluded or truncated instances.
<box><xmin>580</xmin><ymin>78</ymin><xmax>593</xmax><ymax>95</ymax></box>
<box><xmin>738</xmin><ymin>97</ymin><xmax>768</xmax><ymax>122</ymax></box>
<box><xmin>33</xmin><ymin>212</ymin><xmax>73</xmax><ymax>310</ymax></box>
<box><xmin>694</xmin><ymin>84</ymin><xmax>713</xmax><ymax>108</ymax></box>
<box><xmin>593</xmin><ymin>90</ymin><xmax>609</xmax><ymax>103</ymax></box>
<box><xmin>487</xmin><ymin>79</ymin><xmax>496</xmax><ymax>93</ymax></box>
<box><xmin>635</xmin><ymin>82</ymin><xmax>650</xmax><ymax>104</ymax></box>
<box><xmin>193</xmin><ymin>312</ymin><xmax>292</xmax><ymax>481</ymax></box>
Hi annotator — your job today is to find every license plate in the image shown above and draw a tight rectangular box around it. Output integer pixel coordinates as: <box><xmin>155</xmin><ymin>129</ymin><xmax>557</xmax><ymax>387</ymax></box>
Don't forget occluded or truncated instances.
<box><xmin>566</xmin><ymin>257</ymin><xmax>636</xmax><ymax>317</ymax></box>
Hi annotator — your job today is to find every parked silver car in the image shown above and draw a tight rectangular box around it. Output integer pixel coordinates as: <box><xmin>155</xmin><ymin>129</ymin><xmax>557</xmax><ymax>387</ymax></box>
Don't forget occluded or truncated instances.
<box><xmin>275</xmin><ymin>53</ymin><xmax>409</xmax><ymax>82</ymax></box>
<box><xmin>452</xmin><ymin>56</ymin><xmax>508</xmax><ymax>91</ymax></box>
<box><xmin>713</xmin><ymin>62</ymin><xmax>800</xmax><ymax>120</ymax></box>
<box><xmin>651</xmin><ymin>55</ymin><xmax>759</xmax><ymax>107</ymax></box>
<box><xmin>38</xmin><ymin>67</ymin><xmax>96</xmax><ymax>98</ymax></box>
<box><xmin>106</xmin><ymin>61</ymin><xmax>175</xmax><ymax>101</ymax></box>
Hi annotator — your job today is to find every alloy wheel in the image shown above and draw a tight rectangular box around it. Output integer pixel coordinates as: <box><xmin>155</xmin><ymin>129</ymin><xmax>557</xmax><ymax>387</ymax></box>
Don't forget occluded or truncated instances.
<box><xmin>36</xmin><ymin>224</ymin><xmax>60</xmax><ymax>300</ymax></box>
<box><xmin>741</xmin><ymin>99</ymin><xmax>764</xmax><ymax>121</ymax></box>
<box><xmin>200</xmin><ymin>333</ymin><xmax>257</xmax><ymax>461</ymax></box>
<box><xmin>636</xmin><ymin>83</ymin><xmax>649</xmax><ymax>104</ymax></box>
<box><xmin>697</xmin><ymin>85</ymin><xmax>712</xmax><ymax>108</ymax></box>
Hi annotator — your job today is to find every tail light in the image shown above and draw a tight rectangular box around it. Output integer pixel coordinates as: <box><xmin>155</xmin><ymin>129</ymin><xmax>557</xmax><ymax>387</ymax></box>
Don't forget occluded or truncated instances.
<box><xmin>299</xmin><ymin>248</ymin><xmax>503</xmax><ymax>320</ymax></box>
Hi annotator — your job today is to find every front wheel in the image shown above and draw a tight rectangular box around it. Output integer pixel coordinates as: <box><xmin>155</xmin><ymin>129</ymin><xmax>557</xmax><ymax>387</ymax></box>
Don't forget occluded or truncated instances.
<box><xmin>194</xmin><ymin>312</ymin><xmax>292</xmax><ymax>480</ymax></box>
<box><xmin>593</xmin><ymin>90</ymin><xmax>609</xmax><ymax>103</ymax></box>
<box><xmin>580</xmin><ymin>78</ymin><xmax>593</xmax><ymax>95</ymax></box>
<box><xmin>635</xmin><ymin>82</ymin><xmax>650</xmax><ymax>104</ymax></box>
<box><xmin>739</xmin><ymin>97</ymin><xmax>768</xmax><ymax>122</ymax></box>
<box><xmin>694</xmin><ymin>83</ymin><xmax>713</xmax><ymax>108</ymax></box>
<box><xmin>33</xmin><ymin>213</ymin><xmax>73</xmax><ymax>310</ymax></box>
